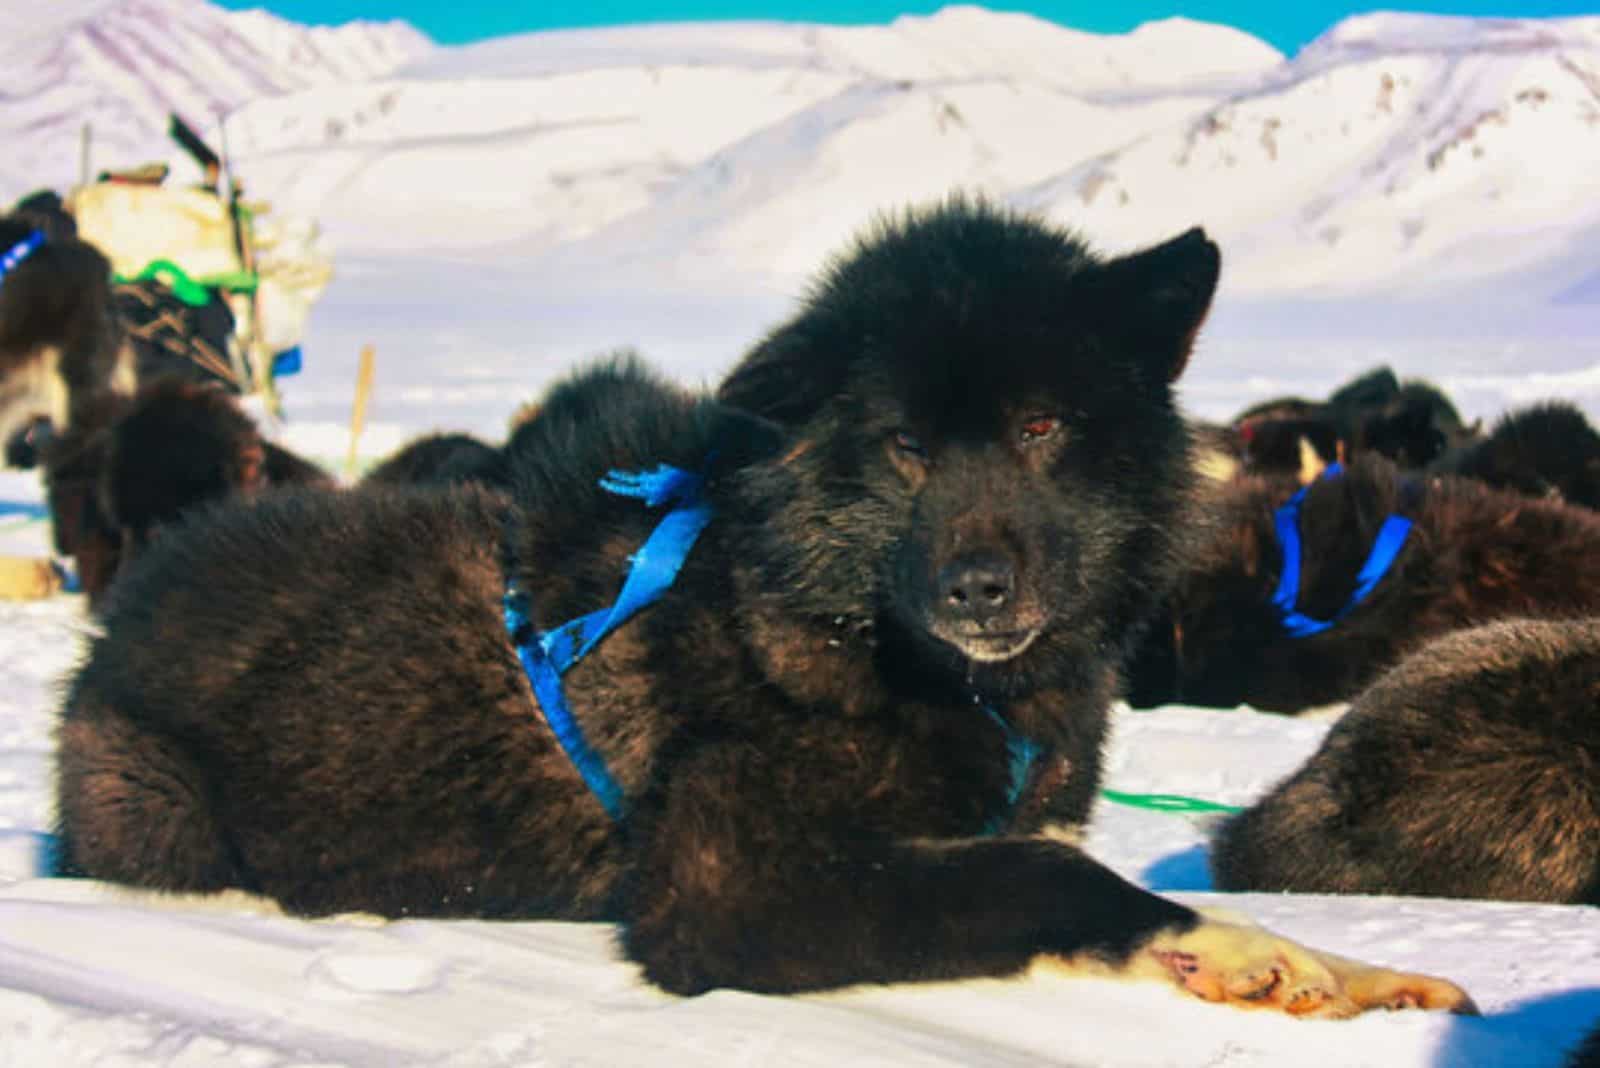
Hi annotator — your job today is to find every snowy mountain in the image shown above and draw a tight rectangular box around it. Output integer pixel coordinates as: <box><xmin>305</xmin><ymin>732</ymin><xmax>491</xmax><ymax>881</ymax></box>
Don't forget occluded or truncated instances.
<box><xmin>1018</xmin><ymin>13</ymin><xmax>1600</xmax><ymax>298</ymax></box>
<box><xmin>0</xmin><ymin>0</ymin><xmax>432</xmax><ymax>197</ymax></box>
<box><xmin>4</xmin><ymin>4</ymin><xmax>1597</xmax><ymax>307</ymax></box>
<box><xmin>205</xmin><ymin>7</ymin><xmax>1600</xmax><ymax>305</ymax></box>
<box><xmin>216</xmin><ymin>8</ymin><xmax>1285</xmax><ymax>274</ymax></box>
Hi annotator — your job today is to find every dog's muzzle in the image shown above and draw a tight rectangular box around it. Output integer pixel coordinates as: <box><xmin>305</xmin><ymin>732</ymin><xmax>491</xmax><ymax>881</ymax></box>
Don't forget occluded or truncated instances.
<box><xmin>928</xmin><ymin>550</ymin><xmax>1044</xmax><ymax>662</ymax></box>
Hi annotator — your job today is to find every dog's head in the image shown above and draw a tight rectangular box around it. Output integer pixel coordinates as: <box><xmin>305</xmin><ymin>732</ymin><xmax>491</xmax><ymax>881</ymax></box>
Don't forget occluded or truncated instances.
<box><xmin>1349</xmin><ymin>382</ymin><xmax>1477</xmax><ymax>470</ymax></box>
<box><xmin>0</xmin><ymin>213</ymin><xmax>131</xmax><ymax>462</ymax></box>
<box><xmin>104</xmin><ymin>380</ymin><xmax>265</xmax><ymax>547</ymax></box>
<box><xmin>719</xmin><ymin>198</ymin><xmax>1219</xmax><ymax>697</ymax></box>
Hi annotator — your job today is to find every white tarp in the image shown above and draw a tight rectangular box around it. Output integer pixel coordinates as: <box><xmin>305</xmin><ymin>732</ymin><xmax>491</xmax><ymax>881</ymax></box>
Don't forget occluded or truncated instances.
<box><xmin>69</xmin><ymin>181</ymin><xmax>334</xmax><ymax>377</ymax></box>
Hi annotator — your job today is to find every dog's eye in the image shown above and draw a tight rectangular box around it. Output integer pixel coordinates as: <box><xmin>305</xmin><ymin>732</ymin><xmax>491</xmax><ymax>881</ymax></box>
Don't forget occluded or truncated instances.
<box><xmin>891</xmin><ymin>430</ymin><xmax>928</xmax><ymax>459</ymax></box>
<box><xmin>1019</xmin><ymin>416</ymin><xmax>1061</xmax><ymax>444</ymax></box>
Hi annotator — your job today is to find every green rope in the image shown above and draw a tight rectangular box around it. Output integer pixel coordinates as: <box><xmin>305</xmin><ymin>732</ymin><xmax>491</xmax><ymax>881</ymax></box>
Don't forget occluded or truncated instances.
<box><xmin>1100</xmin><ymin>788</ymin><xmax>1244</xmax><ymax>815</ymax></box>
<box><xmin>114</xmin><ymin>259</ymin><xmax>259</xmax><ymax>306</ymax></box>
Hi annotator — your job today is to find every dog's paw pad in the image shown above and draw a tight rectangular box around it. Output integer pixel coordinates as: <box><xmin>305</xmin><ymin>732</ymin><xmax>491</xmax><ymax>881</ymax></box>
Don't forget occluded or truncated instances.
<box><xmin>1282</xmin><ymin>985</ymin><xmax>1335</xmax><ymax>1016</ymax></box>
<box><xmin>1227</xmin><ymin>964</ymin><xmax>1284</xmax><ymax>1002</ymax></box>
<box><xmin>1138</xmin><ymin>916</ymin><xmax>1471</xmax><ymax>1019</ymax></box>
<box><xmin>1149</xmin><ymin>939</ymin><xmax>1349</xmax><ymax>1015</ymax></box>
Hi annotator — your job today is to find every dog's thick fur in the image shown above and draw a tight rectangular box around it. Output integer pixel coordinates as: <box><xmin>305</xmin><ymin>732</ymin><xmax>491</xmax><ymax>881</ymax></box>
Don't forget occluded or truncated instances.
<box><xmin>43</xmin><ymin>378</ymin><xmax>330</xmax><ymax>606</ymax></box>
<box><xmin>55</xmin><ymin>201</ymin><xmax>1469</xmax><ymax>1014</ymax></box>
<box><xmin>363</xmin><ymin>431</ymin><xmax>509</xmax><ymax>490</ymax></box>
<box><xmin>0</xmin><ymin>213</ymin><xmax>130</xmax><ymax>449</ymax></box>
<box><xmin>1212</xmin><ymin>617</ymin><xmax>1600</xmax><ymax>904</ymax></box>
<box><xmin>1430</xmin><ymin>401</ymin><xmax>1600</xmax><ymax>511</ymax></box>
<box><xmin>1125</xmin><ymin>453</ymin><xmax>1600</xmax><ymax>712</ymax></box>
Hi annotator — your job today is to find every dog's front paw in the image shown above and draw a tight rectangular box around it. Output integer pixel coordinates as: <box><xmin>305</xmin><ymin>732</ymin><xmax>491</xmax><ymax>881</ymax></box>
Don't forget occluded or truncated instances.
<box><xmin>1137</xmin><ymin>912</ymin><xmax>1476</xmax><ymax>1018</ymax></box>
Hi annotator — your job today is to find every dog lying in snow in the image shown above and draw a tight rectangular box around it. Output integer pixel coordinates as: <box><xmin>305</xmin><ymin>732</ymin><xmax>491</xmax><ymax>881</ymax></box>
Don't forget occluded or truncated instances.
<box><xmin>55</xmin><ymin>200</ymin><xmax>1472</xmax><ymax>1016</ymax></box>
<box><xmin>1214</xmin><ymin>616</ymin><xmax>1600</xmax><ymax>906</ymax></box>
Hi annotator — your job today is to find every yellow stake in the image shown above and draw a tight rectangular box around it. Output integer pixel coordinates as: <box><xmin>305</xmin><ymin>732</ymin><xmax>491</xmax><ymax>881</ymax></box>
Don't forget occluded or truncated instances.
<box><xmin>346</xmin><ymin>344</ymin><xmax>376</xmax><ymax>480</ymax></box>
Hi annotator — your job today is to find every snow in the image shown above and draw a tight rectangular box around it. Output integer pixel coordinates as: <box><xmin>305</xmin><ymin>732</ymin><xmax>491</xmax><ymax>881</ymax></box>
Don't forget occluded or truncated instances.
<box><xmin>8</xmin><ymin>2</ymin><xmax>1597</xmax><ymax>305</ymax></box>
<box><xmin>1016</xmin><ymin>17</ymin><xmax>1600</xmax><ymax>297</ymax></box>
<box><xmin>400</xmin><ymin>7</ymin><xmax>1283</xmax><ymax>89</ymax></box>
<box><xmin>0</xmin><ymin>0</ymin><xmax>430</xmax><ymax>196</ymax></box>
<box><xmin>2</xmin><ymin>3</ymin><xmax>1599</xmax><ymax>1065</ymax></box>
<box><xmin>168</xmin><ymin>5</ymin><xmax>1598</xmax><ymax>311</ymax></box>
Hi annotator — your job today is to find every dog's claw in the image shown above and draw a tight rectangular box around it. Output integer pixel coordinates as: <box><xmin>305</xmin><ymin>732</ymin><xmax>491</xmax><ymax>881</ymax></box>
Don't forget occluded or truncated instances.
<box><xmin>1229</xmin><ymin>965</ymin><xmax>1283</xmax><ymax>1002</ymax></box>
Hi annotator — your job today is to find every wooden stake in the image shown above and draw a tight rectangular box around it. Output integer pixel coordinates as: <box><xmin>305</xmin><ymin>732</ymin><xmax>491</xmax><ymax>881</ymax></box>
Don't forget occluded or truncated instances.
<box><xmin>346</xmin><ymin>344</ymin><xmax>376</xmax><ymax>479</ymax></box>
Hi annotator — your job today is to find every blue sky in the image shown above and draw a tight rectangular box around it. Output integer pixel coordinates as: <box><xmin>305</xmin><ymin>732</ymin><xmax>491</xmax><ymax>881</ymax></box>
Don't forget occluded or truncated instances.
<box><xmin>214</xmin><ymin>1</ymin><xmax>1598</xmax><ymax>56</ymax></box>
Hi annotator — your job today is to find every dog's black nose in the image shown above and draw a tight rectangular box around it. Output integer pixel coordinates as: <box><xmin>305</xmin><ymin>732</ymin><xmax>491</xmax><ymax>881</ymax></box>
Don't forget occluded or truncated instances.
<box><xmin>4</xmin><ymin>418</ymin><xmax>52</xmax><ymax>470</ymax></box>
<box><xmin>937</xmin><ymin>552</ymin><xmax>1015</xmax><ymax>624</ymax></box>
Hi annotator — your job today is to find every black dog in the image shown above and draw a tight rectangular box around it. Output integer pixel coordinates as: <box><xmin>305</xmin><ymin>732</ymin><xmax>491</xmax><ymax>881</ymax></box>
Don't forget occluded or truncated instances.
<box><xmin>55</xmin><ymin>200</ymin><xmax>1469</xmax><ymax>1015</ymax></box>
<box><xmin>1125</xmin><ymin>454</ymin><xmax>1600</xmax><ymax>712</ymax></box>
<box><xmin>1212</xmin><ymin>617</ymin><xmax>1599</xmax><ymax>905</ymax></box>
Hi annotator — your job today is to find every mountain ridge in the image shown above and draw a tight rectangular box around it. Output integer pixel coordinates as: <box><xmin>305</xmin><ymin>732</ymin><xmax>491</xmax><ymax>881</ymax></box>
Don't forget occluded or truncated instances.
<box><xmin>0</xmin><ymin>0</ymin><xmax>431</xmax><ymax>195</ymax></box>
<box><xmin>3</xmin><ymin>2</ymin><xmax>1595</xmax><ymax>306</ymax></box>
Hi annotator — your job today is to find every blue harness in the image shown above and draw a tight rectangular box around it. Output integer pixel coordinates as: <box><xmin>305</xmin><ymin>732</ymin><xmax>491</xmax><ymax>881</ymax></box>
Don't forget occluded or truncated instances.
<box><xmin>1271</xmin><ymin>462</ymin><xmax>1413</xmax><ymax>638</ymax></box>
<box><xmin>502</xmin><ymin>462</ymin><xmax>1045</xmax><ymax>830</ymax></box>
<box><xmin>0</xmin><ymin>230</ymin><xmax>45</xmax><ymax>289</ymax></box>
<box><xmin>503</xmin><ymin>465</ymin><xmax>712</xmax><ymax>819</ymax></box>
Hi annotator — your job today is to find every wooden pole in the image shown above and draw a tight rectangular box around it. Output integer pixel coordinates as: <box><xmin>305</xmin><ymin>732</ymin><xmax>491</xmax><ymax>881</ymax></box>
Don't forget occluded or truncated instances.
<box><xmin>215</xmin><ymin>110</ymin><xmax>269</xmax><ymax>409</ymax></box>
<box><xmin>345</xmin><ymin>344</ymin><xmax>376</xmax><ymax>480</ymax></box>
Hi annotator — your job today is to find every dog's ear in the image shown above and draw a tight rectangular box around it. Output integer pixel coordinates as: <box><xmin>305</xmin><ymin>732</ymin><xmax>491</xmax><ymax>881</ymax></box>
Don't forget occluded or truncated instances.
<box><xmin>1089</xmin><ymin>227</ymin><xmax>1220</xmax><ymax>383</ymax></box>
<box><xmin>716</xmin><ymin>328</ymin><xmax>841</xmax><ymax>428</ymax></box>
<box><xmin>1328</xmin><ymin>366</ymin><xmax>1401</xmax><ymax>413</ymax></box>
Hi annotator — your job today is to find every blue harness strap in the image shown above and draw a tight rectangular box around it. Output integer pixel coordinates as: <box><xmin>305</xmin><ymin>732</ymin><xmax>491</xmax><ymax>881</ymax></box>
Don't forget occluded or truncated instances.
<box><xmin>1271</xmin><ymin>462</ymin><xmax>1414</xmax><ymax>638</ymax></box>
<box><xmin>981</xmin><ymin>704</ymin><xmax>1042</xmax><ymax>835</ymax></box>
<box><xmin>503</xmin><ymin>464</ymin><xmax>712</xmax><ymax>820</ymax></box>
<box><xmin>503</xmin><ymin>462</ymin><xmax>1050</xmax><ymax>831</ymax></box>
<box><xmin>0</xmin><ymin>230</ymin><xmax>45</xmax><ymax>289</ymax></box>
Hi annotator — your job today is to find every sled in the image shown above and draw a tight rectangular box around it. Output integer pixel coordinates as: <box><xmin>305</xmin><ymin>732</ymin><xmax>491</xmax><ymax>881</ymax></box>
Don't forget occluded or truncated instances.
<box><xmin>66</xmin><ymin>116</ymin><xmax>333</xmax><ymax>416</ymax></box>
